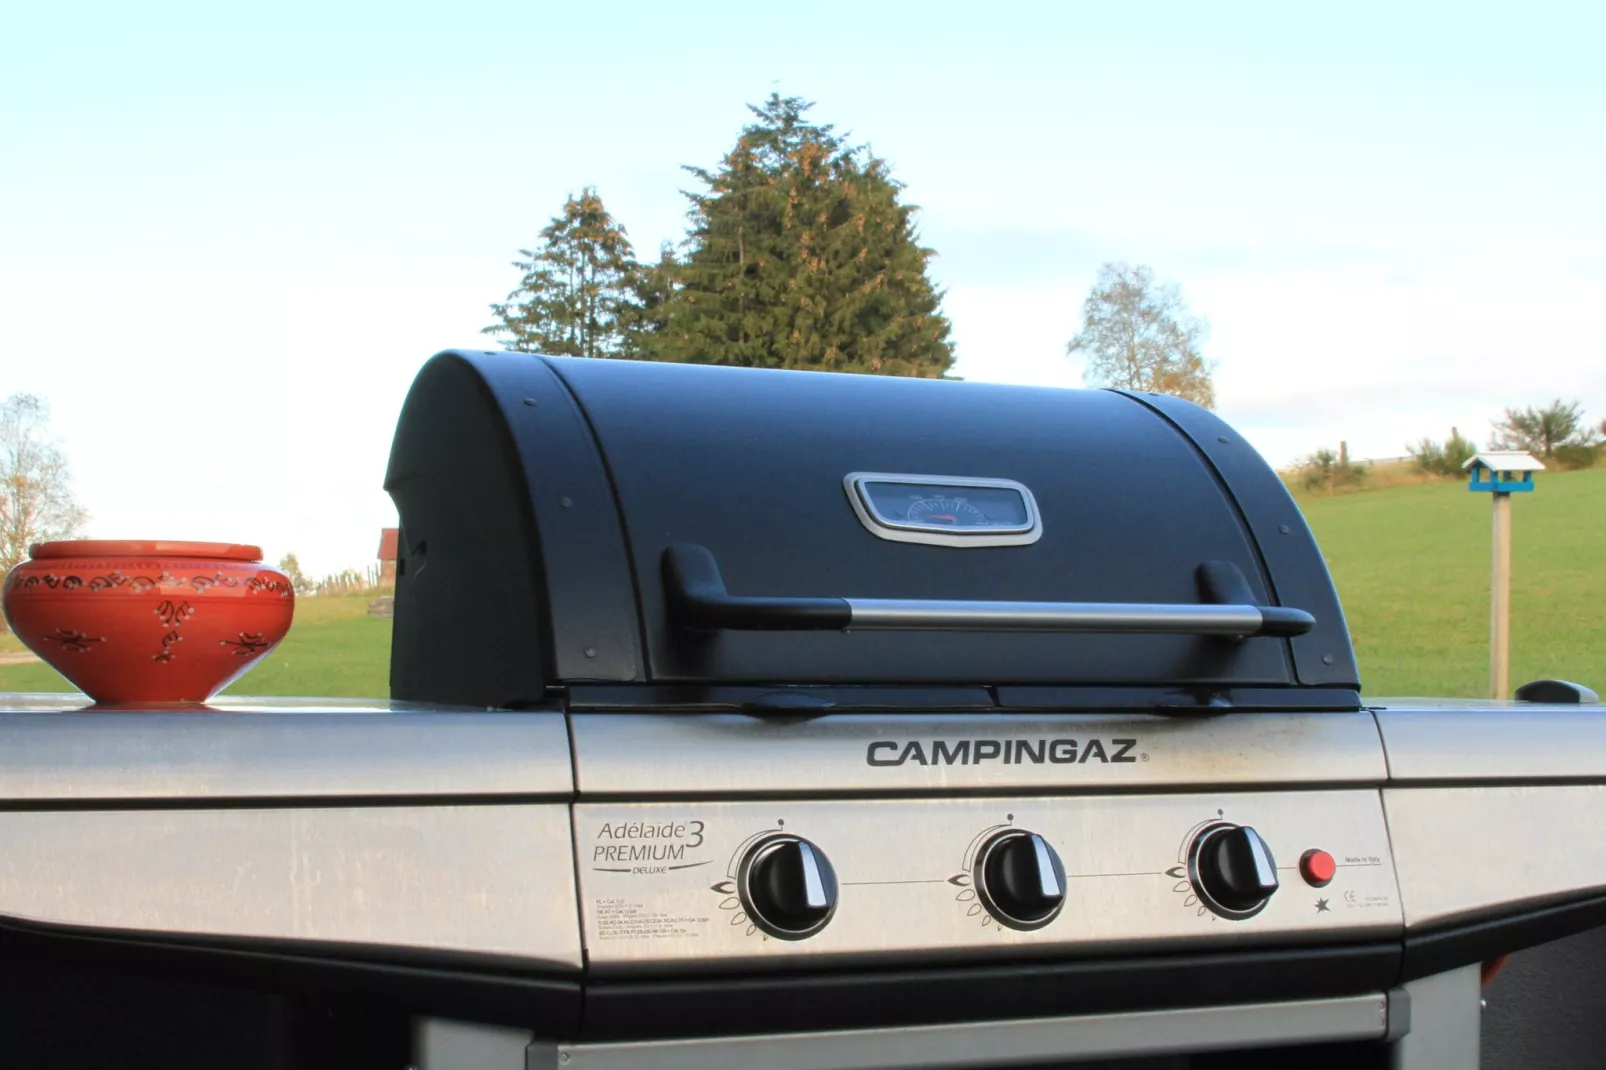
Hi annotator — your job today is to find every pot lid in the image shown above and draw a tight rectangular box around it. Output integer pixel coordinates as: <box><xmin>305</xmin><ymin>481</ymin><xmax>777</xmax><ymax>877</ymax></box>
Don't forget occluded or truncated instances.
<box><xmin>29</xmin><ymin>540</ymin><xmax>264</xmax><ymax>563</ymax></box>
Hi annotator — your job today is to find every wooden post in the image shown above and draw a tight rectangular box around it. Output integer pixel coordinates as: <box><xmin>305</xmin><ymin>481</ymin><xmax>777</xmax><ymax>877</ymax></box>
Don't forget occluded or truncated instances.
<box><xmin>1490</xmin><ymin>490</ymin><xmax>1512</xmax><ymax>699</ymax></box>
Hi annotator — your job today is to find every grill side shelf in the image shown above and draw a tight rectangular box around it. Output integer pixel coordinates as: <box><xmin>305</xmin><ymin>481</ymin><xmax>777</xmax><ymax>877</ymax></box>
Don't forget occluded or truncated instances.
<box><xmin>663</xmin><ymin>543</ymin><xmax>1315</xmax><ymax>638</ymax></box>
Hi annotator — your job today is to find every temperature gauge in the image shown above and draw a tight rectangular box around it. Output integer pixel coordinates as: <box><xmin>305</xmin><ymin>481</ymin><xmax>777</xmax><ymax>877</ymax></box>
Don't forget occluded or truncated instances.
<box><xmin>844</xmin><ymin>473</ymin><xmax>1042</xmax><ymax>547</ymax></box>
<box><xmin>905</xmin><ymin>496</ymin><xmax>992</xmax><ymax>528</ymax></box>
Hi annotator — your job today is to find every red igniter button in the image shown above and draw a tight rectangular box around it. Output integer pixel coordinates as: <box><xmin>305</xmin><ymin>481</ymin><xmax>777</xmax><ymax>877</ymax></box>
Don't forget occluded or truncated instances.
<box><xmin>1300</xmin><ymin>849</ymin><xmax>1336</xmax><ymax>887</ymax></box>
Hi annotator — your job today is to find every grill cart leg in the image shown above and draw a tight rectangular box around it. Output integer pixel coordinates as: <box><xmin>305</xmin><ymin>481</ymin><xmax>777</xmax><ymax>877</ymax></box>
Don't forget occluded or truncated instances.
<box><xmin>1388</xmin><ymin>965</ymin><xmax>1481</xmax><ymax>1069</ymax></box>
<box><xmin>411</xmin><ymin>1017</ymin><xmax>535</xmax><ymax>1070</ymax></box>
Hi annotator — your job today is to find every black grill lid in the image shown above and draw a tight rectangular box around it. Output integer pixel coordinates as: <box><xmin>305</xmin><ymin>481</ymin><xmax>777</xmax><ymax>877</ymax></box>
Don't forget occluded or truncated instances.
<box><xmin>383</xmin><ymin>351</ymin><xmax>1357</xmax><ymax>708</ymax></box>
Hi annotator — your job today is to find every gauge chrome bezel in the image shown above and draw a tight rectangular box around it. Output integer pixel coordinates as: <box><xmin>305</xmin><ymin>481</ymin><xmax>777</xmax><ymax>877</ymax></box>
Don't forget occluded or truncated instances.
<box><xmin>844</xmin><ymin>472</ymin><xmax>1043</xmax><ymax>548</ymax></box>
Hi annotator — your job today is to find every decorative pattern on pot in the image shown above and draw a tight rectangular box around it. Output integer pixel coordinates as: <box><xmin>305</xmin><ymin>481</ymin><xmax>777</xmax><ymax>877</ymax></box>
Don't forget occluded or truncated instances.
<box><xmin>1</xmin><ymin>540</ymin><xmax>296</xmax><ymax>705</ymax></box>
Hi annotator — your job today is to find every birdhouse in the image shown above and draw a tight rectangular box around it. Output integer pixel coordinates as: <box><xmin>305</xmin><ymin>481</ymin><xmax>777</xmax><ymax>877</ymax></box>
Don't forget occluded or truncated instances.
<box><xmin>1464</xmin><ymin>450</ymin><xmax>1544</xmax><ymax>493</ymax></box>
<box><xmin>1463</xmin><ymin>450</ymin><xmax>1544</xmax><ymax>699</ymax></box>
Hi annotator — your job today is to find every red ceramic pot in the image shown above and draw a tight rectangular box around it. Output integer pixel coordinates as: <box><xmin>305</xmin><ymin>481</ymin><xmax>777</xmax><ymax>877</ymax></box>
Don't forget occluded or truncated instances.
<box><xmin>1</xmin><ymin>540</ymin><xmax>295</xmax><ymax>705</ymax></box>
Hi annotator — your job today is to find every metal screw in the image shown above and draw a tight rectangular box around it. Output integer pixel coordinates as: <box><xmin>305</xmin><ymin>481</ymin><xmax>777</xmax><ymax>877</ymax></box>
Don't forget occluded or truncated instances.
<box><xmin>584</xmin><ymin>647</ymin><xmax>598</xmax><ymax>659</ymax></box>
<box><xmin>560</xmin><ymin>497</ymin><xmax>573</xmax><ymax>508</ymax></box>
<box><xmin>1322</xmin><ymin>653</ymin><xmax>1334</xmax><ymax>664</ymax></box>
<box><xmin>1278</xmin><ymin>524</ymin><xmax>1290</xmax><ymax>534</ymax></box>
<box><xmin>523</xmin><ymin>397</ymin><xmax>538</xmax><ymax>407</ymax></box>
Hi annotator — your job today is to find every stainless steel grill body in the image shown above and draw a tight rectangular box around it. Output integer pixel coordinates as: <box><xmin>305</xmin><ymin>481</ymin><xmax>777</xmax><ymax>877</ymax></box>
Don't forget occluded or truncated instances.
<box><xmin>0</xmin><ymin>694</ymin><xmax>1600</xmax><ymax>1070</ymax></box>
<box><xmin>3</xmin><ymin>353</ymin><xmax>1598</xmax><ymax>1068</ymax></box>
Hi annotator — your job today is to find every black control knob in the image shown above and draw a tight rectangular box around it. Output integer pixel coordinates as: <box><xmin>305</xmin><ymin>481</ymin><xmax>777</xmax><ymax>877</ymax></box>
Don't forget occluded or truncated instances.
<box><xmin>738</xmin><ymin>835</ymin><xmax>838</xmax><ymax>940</ymax></box>
<box><xmin>1190</xmin><ymin>824</ymin><xmax>1279</xmax><ymax>918</ymax></box>
<box><xmin>974</xmin><ymin>830</ymin><xmax>1066</xmax><ymax>931</ymax></box>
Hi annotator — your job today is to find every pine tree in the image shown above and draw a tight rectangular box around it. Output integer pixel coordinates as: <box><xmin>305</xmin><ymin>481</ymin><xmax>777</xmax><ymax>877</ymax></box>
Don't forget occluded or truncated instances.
<box><xmin>618</xmin><ymin>244</ymin><xmax>679</xmax><ymax>360</ymax></box>
<box><xmin>484</xmin><ymin>188</ymin><xmax>641</xmax><ymax>358</ymax></box>
<box><xmin>657</xmin><ymin>95</ymin><xmax>955</xmax><ymax>376</ymax></box>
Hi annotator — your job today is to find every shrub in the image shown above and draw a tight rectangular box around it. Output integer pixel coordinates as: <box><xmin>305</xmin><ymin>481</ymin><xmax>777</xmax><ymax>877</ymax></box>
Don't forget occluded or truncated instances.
<box><xmin>1407</xmin><ymin>438</ymin><xmax>1446</xmax><ymax>475</ymax></box>
<box><xmin>1553</xmin><ymin>444</ymin><xmax>1599</xmax><ymax>470</ymax></box>
<box><xmin>313</xmin><ymin>564</ymin><xmax>391</xmax><ymax>598</ymax></box>
<box><xmin>1408</xmin><ymin>427</ymin><xmax>1475</xmax><ymax>477</ymax></box>
<box><xmin>1300</xmin><ymin>448</ymin><xmax>1368</xmax><ymax>492</ymax></box>
<box><xmin>1444</xmin><ymin>427</ymin><xmax>1477</xmax><ymax>471</ymax></box>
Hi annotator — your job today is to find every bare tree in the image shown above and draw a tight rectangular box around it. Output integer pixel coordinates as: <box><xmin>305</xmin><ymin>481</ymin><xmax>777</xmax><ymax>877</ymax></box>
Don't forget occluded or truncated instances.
<box><xmin>1066</xmin><ymin>262</ymin><xmax>1216</xmax><ymax>409</ymax></box>
<box><xmin>277</xmin><ymin>552</ymin><xmax>315</xmax><ymax>595</ymax></box>
<box><xmin>1489</xmin><ymin>399</ymin><xmax>1593</xmax><ymax>458</ymax></box>
<box><xmin>0</xmin><ymin>394</ymin><xmax>89</xmax><ymax>575</ymax></box>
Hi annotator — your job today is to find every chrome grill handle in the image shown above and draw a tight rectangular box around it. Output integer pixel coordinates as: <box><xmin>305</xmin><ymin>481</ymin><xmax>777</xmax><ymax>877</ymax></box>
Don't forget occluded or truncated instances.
<box><xmin>663</xmin><ymin>544</ymin><xmax>1314</xmax><ymax>639</ymax></box>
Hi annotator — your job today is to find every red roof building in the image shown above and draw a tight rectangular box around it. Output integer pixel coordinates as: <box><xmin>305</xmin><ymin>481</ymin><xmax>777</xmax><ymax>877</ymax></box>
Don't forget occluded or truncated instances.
<box><xmin>378</xmin><ymin>527</ymin><xmax>399</xmax><ymax>585</ymax></box>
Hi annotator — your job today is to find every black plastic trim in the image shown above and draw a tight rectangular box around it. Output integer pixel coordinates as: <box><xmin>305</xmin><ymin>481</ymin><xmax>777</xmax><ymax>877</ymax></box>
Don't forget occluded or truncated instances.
<box><xmin>25</xmin><ymin>897</ymin><xmax>1606</xmax><ymax>1044</ymax></box>
<box><xmin>663</xmin><ymin>543</ymin><xmax>851</xmax><ymax>631</ymax></box>
<box><xmin>0</xmin><ymin>916</ymin><xmax>580</xmax><ymax>1032</ymax></box>
<box><xmin>564</xmin><ymin>683</ymin><xmax>1364</xmax><ymax>713</ymax></box>
<box><xmin>1514</xmin><ymin>679</ymin><xmax>1600</xmax><ymax>704</ymax></box>
<box><xmin>1197</xmin><ymin>560</ymin><xmax>1313</xmax><ymax>639</ymax></box>
<box><xmin>1114</xmin><ymin>391</ymin><xmax>1361</xmax><ymax>688</ymax></box>
<box><xmin>580</xmin><ymin>942</ymin><xmax>1400</xmax><ymax>1040</ymax></box>
<box><xmin>1400</xmin><ymin>893</ymin><xmax>1606</xmax><ymax>982</ymax></box>
<box><xmin>384</xmin><ymin>350</ymin><xmax>646</xmax><ymax>706</ymax></box>
<box><xmin>993</xmin><ymin>686</ymin><xmax>1364</xmax><ymax>711</ymax></box>
<box><xmin>566</xmin><ymin>684</ymin><xmax>997</xmax><ymax>712</ymax></box>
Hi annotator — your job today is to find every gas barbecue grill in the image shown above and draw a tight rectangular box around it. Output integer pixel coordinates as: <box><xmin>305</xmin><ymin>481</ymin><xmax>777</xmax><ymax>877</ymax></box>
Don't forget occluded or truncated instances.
<box><xmin>0</xmin><ymin>350</ymin><xmax>1603</xmax><ymax>1069</ymax></box>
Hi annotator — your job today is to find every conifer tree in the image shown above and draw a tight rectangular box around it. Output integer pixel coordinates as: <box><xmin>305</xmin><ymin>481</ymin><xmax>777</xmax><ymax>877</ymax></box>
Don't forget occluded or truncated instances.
<box><xmin>485</xmin><ymin>188</ymin><xmax>640</xmax><ymax>358</ymax></box>
<box><xmin>618</xmin><ymin>244</ymin><xmax>679</xmax><ymax>359</ymax></box>
<box><xmin>658</xmin><ymin>96</ymin><xmax>955</xmax><ymax>376</ymax></box>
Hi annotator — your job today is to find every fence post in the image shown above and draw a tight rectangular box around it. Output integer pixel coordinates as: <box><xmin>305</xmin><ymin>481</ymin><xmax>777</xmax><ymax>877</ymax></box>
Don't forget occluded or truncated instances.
<box><xmin>1490</xmin><ymin>490</ymin><xmax>1512</xmax><ymax>699</ymax></box>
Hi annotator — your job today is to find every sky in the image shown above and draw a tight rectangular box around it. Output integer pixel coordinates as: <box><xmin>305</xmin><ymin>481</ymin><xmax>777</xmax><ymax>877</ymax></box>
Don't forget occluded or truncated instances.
<box><xmin>2</xmin><ymin>1</ymin><xmax>1602</xmax><ymax>575</ymax></box>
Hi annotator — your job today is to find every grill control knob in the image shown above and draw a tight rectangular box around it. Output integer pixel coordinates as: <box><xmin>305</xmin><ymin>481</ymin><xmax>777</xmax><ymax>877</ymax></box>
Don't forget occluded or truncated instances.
<box><xmin>974</xmin><ymin>830</ymin><xmax>1067</xmax><ymax>930</ymax></box>
<box><xmin>738</xmin><ymin>835</ymin><xmax>838</xmax><ymax>940</ymax></box>
<box><xmin>1190</xmin><ymin>824</ymin><xmax>1279</xmax><ymax>918</ymax></box>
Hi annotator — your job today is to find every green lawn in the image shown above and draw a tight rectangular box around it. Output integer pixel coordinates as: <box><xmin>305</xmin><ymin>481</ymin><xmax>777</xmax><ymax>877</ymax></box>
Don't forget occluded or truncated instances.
<box><xmin>1298</xmin><ymin>466</ymin><xmax>1604</xmax><ymax>697</ymax></box>
<box><xmin>2</xmin><ymin>467</ymin><xmax>1601</xmax><ymax>700</ymax></box>
<box><xmin>0</xmin><ymin>594</ymin><xmax>390</xmax><ymax>699</ymax></box>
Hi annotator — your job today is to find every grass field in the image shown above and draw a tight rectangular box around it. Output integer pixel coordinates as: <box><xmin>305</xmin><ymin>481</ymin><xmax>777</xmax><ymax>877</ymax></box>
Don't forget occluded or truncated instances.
<box><xmin>1296</xmin><ymin>466</ymin><xmax>1603</xmax><ymax>697</ymax></box>
<box><xmin>2</xmin><ymin>467</ymin><xmax>1601</xmax><ymax>700</ymax></box>
<box><xmin>0</xmin><ymin>593</ymin><xmax>391</xmax><ymax>699</ymax></box>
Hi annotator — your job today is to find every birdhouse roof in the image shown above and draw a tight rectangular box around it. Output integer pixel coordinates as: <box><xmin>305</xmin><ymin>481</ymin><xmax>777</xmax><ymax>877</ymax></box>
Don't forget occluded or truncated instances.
<box><xmin>1464</xmin><ymin>450</ymin><xmax>1545</xmax><ymax>472</ymax></box>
